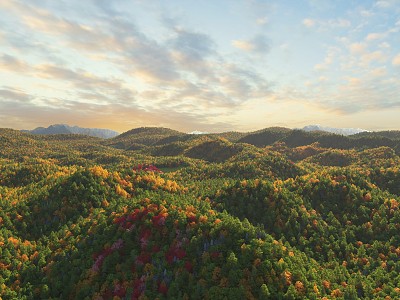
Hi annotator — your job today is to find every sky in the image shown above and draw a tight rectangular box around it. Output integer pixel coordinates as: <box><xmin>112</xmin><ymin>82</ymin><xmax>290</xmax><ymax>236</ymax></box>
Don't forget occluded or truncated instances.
<box><xmin>0</xmin><ymin>0</ymin><xmax>400</xmax><ymax>133</ymax></box>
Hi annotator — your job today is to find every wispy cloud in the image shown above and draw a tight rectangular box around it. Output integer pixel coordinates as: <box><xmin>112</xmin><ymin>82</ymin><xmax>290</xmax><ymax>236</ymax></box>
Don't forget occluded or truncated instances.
<box><xmin>314</xmin><ymin>50</ymin><xmax>335</xmax><ymax>71</ymax></box>
<box><xmin>393</xmin><ymin>53</ymin><xmax>400</xmax><ymax>66</ymax></box>
<box><xmin>365</xmin><ymin>32</ymin><xmax>387</xmax><ymax>41</ymax></box>
<box><xmin>232</xmin><ymin>35</ymin><xmax>270</xmax><ymax>54</ymax></box>
<box><xmin>359</xmin><ymin>10</ymin><xmax>374</xmax><ymax>18</ymax></box>
<box><xmin>302</xmin><ymin>17</ymin><xmax>351</xmax><ymax>30</ymax></box>
<box><xmin>0</xmin><ymin>54</ymin><xmax>30</xmax><ymax>72</ymax></box>
<box><xmin>256</xmin><ymin>17</ymin><xmax>268</xmax><ymax>25</ymax></box>
<box><xmin>0</xmin><ymin>87</ymin><xmax>33</xmax><ymax>103</ymax></box>
<box><xmin>302</xmin><ymin>18</ymin><xmax>315</xmax><ymax>28</ymax></box>
<box><xmin>375</xmin><ymin>0</ymin><xmax>392</xmax><ymax>8</ymax></box>
<box><xmin>349</xmin><ymin>42</ymin><xmax>367</xmax><ymax>55</ymax></box>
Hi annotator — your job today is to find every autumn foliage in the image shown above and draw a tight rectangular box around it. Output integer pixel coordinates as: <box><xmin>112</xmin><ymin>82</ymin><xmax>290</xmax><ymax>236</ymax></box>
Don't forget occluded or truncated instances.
<box><xmin>1</xmin><ymin>127</ymin><xmax>400</xmax><ymax>299</ymax></box>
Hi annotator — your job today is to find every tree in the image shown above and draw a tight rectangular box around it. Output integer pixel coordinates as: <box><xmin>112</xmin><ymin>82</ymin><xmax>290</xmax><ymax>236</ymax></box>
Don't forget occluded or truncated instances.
<box><xmin>259</xmin><ymin>284</ymin><xmax>271</xmax><ymax>299</ymax></box>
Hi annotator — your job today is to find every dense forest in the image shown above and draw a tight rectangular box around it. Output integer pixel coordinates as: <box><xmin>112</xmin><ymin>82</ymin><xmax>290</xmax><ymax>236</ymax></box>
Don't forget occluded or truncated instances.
<box><xmin>1</xmin><ymin>126</ymin><xmax>400</xmax><ymax>299</ymax></box>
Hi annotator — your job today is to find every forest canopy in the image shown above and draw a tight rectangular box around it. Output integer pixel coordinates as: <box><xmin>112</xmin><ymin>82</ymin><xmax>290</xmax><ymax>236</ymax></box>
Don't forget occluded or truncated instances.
<box><xmin>1</xmin><ymin>127</ymin><xmax>400</xmax><ymax>299</ymax></box>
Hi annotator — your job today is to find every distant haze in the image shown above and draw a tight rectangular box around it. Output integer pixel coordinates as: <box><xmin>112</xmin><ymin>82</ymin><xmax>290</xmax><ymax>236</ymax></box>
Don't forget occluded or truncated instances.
<box><xmin>23</xmin><ymin>124</ymin><xmax>119</xmax><ymax>139</ymax></box>
<box><xmin>301</xmin><ymin>125</ymin><xmax>368</xmax><ymax>136</ymax></box>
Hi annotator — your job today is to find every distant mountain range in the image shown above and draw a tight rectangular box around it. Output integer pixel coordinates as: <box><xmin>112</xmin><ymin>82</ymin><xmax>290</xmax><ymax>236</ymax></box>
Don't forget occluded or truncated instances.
<box><xmin>22</xmin><ymin>124</ymin><xmax>119</xmax><ymax>139</ymax></box>
<box><xmin>301</xmin><ymin>124</ymin><xmax>368</xmax><ymax>136</ymax></box>
<box><xmin>19</xmin><ymin>124</ymin><xmax>373</xmax><ymax>140</ymax></box>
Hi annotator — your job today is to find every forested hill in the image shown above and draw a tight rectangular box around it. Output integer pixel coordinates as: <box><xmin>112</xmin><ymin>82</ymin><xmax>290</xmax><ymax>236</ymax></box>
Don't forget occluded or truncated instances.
<box><xmin>1</xmin><ymin>126</ymin><xmax>400</xmax><ymax>299</ymax></box>
<box><xmin>104</xmin><ymin>126</ymin><xmax>400</xmax><ymax>155</ymax></box>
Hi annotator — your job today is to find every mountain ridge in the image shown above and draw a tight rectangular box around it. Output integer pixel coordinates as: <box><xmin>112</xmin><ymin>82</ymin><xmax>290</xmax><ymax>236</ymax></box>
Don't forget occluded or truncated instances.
<box><xmin>22</xmin><ymin>124</ymin><xmax>119</xmax><ymax>139</ymax></box>
<box><xmin>19</xmin><ymin>124</ymin><xmax>384</xmax><ymax>140</ymax></box>
<box><xmin>301</xmin><ymin>124</ymin><xmax>369</xmax><ymax>136</ymax></box>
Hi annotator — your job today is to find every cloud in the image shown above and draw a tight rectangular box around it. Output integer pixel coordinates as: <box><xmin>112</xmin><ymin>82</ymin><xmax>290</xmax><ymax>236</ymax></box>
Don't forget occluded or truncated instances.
<box><xmin>4</xmin><ymin>1</ymin><xmax>105</xmax><ymax>47</ymax></box>
<box><xmin>2</xmin><ymin>0</ymin><xmax>398</xmax><ymax>132</ymax></box>
<box><xmin>0</xmin><ymin>54</ymin><xmax>138</xmax><ymax>106</ymax></box>
<box><xmin>360</xmin><ymin>50</ymin><xmax>386</xmax><ymax>67</ymax></box>
<box><xmin>36</xmin><ymin>64</ymin><xmax>125</xmax><ymax>91</ymax></box>
<box><xmin>220</xmin><ymin>75</ymin><xmax>252</xmax><ymax>99</ymax></box>
<box><xmin>102</xmin><ymin>19</ymin><xmax>180</xmax><ymax>84</ymax></box>
<box><xmin>328</xmin><ymin>19</ymin><xmax>351</xmax><ymax>28</ymax></box>
<box><xmin>250</xmin><ymin>35</ymin><xmax>270</xmax><ymax>53</ymax></box>
<box><xmin>347</xmin><ymin>77</ymin><xmax>362</xmax><ymax>86</ymax></box>
<box><xmin>392</xmin><ymin>53</ymin><xmax>400</xmax><ymax>66</ymax></box>
<box><xmin>303</xmin><ymin>17</ymin><xmax>351</xmax><ymax>30</ymax></box>
<box><xmin>0</xmin><ymin>0</ymin><xmax>122</xmax><ymax>65</ymax></box>
<box><xmin>314</xmin><ymin>52</ymin><xmax>334</xmax><ymax>71</ymax></box>
<box><xmin>302</xmin><ymin>18</ymin><xmax>315</xmax><ymax>28</ymax></box>
<box><xmin>0</xmin><ymin>88</ymin><xmax>33</xmax><ymax>102</ymax></box>
<box><xmin>301</xmin><ymin>70</ymin><xmax>400</xmax><ymax>116</ymax></box>
<box><xmin>0</xmin><ymin>90</ymin><xmax>234</xmax><ymax>133</ymax></box>
<box><xmin>360</xmin><ymin>9</ymin><xmax>374</xmax><ymax>17</ymax></box>
<box><xmin>168</xmin><ymin>28</ymin><xmax>217</xmax><ymax>80</ymax></box>
<box><xmin>256</xmin><ymin>17</ymin><xmax>268</xmax><ymax>25</ymax></box>
<box><xmin>0</xmin><ymin>54</ymin><xmax>30</xmax><ymax>72</ymax></box>
<box><xmin>365</xmin><ymin>32</ymin><xmax>387</xmax><ymax>41</ymax></box>
<box><xmin>375</xmin><ymin>0</ymin><xmax>391</xmax><ymax>8</ymax></box>
<box><xmin>245</xmin><ymin>0</ymin><xmax>274</xmax><ymax>25</ymax></box>
<box><xmin>232</xmin><ymin>40</ymin><xmax>255</xmax><ymax>51</ymax></box>
<box><xmin>232</xmin><ymin>35</ymin><xmax>270</xmax><ymax>54</ymax></box>
<box><xmin>0</xmin><ymin>0</ymin><xmax>273</xmax><ymax>114</ymax></box>
<box><xmin>379</xmin><ymin>42</ymin><xmax>391</xmax><ymax>48</ymax></box>
<box><xmin>370</xmin><ymin>67</ymin><xmax>387</xmax><ymax>77</ymax></box>
<box><xmin>349</xmin><ymin>42</ymin><xmax>367</xmax><ymax>55</ymax></box>
<box><xmin>172</xmin><ymin>29</ymin><xmax>215</xmax><ymax>60</ymax></box>
<box><xmin>319</xmin><ymin>76</ymin><xmax>328</xmax><ymax>82</ymax></box>
<box><xmin>37</xmin><ymin>64</ymin><xmax>138</xmax><ymax>105</ymax></box>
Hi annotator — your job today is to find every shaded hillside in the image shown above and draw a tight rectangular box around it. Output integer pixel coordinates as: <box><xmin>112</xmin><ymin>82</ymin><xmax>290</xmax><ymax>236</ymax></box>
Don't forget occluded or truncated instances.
<box><xmin>150</xmin><ymin>141</ymin><xmax>187</xmax><ymax>157</ymax></box>
<box><xmin>352</xmin><ymin>130</ymin><xmax>400</xmax><ymax>140</ymax></box>
<box><xmin>237</xmin><ymin>127</ymin><xmax>291</xmax><ymax>147</ymax></box>
<box><xmin>208</xmin><ymin>131</ymin><xmax>248</xmax><ymax>142</ymax></box>
<box><xmin>183</xmin><ymin>138</ymin><xmax>244</xmax><ymax>163</ymax></box>
<box><xmin>99</xmin><ymin>126</ymin><xmax>400</xmax><ymax>155</ymax></box>
<box><xmin>237</xmin><ymin>128</ymin><xmax>339</xmax><ymax>148</ymax></box>
<box><xmin>0</xmin><ymin>128</ymin><xmax>48</xmax><ymax>159</ymax></box>
<box><xmin>303</xmin><ymin>149</ymin><xmax>356</xmax><ymax>167</ymax></box>
<box><xmin>238</xmin><ymin>127</ymin><xmax>400</xmax><ymax>153</ymax></box>
<box><xmin>104</xmin><ymin>127</ymin><xmax>186</xmax><ymax>149</ymax></box>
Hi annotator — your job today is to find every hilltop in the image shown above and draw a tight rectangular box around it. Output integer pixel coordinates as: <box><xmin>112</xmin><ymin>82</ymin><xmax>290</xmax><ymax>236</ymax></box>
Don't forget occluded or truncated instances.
<box><xmin>99</xmin><ymin>125</ymin><xmax>400</xmax><ymax>156</ymax></box>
